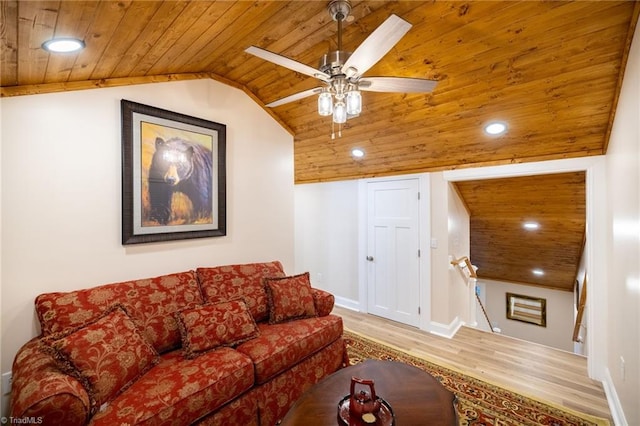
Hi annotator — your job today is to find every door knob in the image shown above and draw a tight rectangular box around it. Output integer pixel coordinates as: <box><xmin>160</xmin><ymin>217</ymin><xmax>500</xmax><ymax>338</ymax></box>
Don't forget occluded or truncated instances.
<box><xmin>366</xmin><ymin>256</ymin><xmax>374</xmax><ymax>261</ymax></box>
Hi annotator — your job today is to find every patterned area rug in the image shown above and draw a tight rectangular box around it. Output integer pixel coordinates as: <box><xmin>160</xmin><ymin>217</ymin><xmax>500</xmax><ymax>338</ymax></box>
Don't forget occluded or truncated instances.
<box><xmin>344</xmin><ymin>330</ymin><xmax>610</xmax><ymax>426</ymax></box>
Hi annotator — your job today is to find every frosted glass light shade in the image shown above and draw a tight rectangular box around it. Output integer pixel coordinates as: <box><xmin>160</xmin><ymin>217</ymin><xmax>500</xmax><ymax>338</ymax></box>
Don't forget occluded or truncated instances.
<box><xmin>346</xmin><ymin>90</ymin><xmax>362</xmax><ymax>115</ymax></box>
<box><xmin>333</xmin><ymin>102</ymin><xmax>347</xmax><ymax>123</ymax></box>
<box><xmin>318</xmin><ymin>92</ymin><xmax>333</xmax><ymax>116</ymax></box>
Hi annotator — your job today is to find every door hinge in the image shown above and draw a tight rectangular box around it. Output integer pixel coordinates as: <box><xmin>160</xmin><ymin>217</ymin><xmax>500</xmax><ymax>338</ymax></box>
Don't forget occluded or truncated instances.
<box><xmin>418</xmin><ymin>306</ymin><xmax>421</xmax><ymax>315</ymax></box>
<box><xmin>417</xmin><ymin>191</ymin><xmax>421</xmax><ymax>200</ymax></box>
<box><xmin>418</xmin><ymin>249</ymin><xmax>421</xmax><ymax>257</ymax></box>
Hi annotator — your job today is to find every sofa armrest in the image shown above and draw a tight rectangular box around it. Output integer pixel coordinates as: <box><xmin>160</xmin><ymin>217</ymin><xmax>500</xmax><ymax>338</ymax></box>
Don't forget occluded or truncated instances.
<box><xmin>311</xmin><ymin>288</ymin><xmax>335</xmax><ymax>317</ymax></box>
<box><xmin>11</xmin><ymin>338</ymin><xmax>90</xmax><ymax>425</ymax></box>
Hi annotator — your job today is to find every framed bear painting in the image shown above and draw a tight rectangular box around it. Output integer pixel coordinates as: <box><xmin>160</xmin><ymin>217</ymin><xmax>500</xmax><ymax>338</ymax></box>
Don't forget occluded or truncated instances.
<box><xmin>121</xmin><ymin>100</ymin><xmax>226</xmax><ymax>244</ymax></box>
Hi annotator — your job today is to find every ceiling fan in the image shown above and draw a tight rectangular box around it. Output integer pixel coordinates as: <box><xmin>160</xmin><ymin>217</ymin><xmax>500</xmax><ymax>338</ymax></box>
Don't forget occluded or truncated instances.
<box><xmin>245</xmin><ymin>0</ymin><xmax>437</xmax><ymax>137</ymax></box>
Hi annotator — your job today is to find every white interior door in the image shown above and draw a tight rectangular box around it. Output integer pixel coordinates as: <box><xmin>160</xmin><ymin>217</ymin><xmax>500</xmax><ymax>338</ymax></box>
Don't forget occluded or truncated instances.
<box><xmin>366</xmin><ymin>179</ymin><xmax>420</xmax><ymax>326</ymax></box>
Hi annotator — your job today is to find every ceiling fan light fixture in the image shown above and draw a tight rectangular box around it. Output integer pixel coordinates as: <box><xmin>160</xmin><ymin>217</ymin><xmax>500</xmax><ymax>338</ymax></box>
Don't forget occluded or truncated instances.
<box><xmin>346</xmin><ymin>89</ymin><xmax>362</xmax><ymax>115</ymax></box>
<box><xmin>333</xmin><ymin>102</ymin><xmax>347</xmax><ymax>124</ymax></box>
<box><xmin>246</xmin><ymin>0</ymin><xmax>437</xmax><ymax>138</ymax></box>
<box><xmin>318</xmin><ymin>91</ymin><xmax>333</xmax><ymax>116</ymax></box>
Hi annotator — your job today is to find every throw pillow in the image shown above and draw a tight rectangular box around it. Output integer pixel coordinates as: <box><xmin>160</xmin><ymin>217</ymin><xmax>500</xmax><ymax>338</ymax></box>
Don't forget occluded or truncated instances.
<box><xmin>264</xmin><ymin>272</ymin><xmax>317</xmax><ymax>324</ymax></box>
<box><xmin>175</xmin><ymin>299</ymin><xmax>259</xmax><ymax>359</ymax></box>
<box><xmin>40</xmin><ymin>304</ymin><xmax>160</xmax><ymax>415</ymax></box>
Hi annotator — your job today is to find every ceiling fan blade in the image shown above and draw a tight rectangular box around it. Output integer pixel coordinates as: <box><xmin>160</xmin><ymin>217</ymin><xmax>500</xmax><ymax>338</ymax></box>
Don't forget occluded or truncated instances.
<box><xmin>359</xmin><ymin>77</ymin><xmax>437</xmax><ymax>93</ymax></box>
<box><xmin>341</xmin><ymin>14</ymin><xmax>412</xmax><ymax>78</ymax></box>
<box><xmin>246</xmin><ymin>46</ymin><xmax>330</xmax><ymax>82</ymax></box>
<box><xmin>266</xmin><ymin>87</ymin><xmax>323</xmax><ymax>107</ymax></box>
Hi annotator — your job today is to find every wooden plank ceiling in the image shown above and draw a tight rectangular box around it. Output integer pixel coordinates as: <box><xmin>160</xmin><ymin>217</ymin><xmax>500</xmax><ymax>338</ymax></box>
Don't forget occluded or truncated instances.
<box><xmin>0</xmin><ymin>1</ymin><xmax>634</xmax><ymax>291</ymax></box>
<box><xmin>1</xmin><ymin>1</ymin><xmax>637</xmax><ymax>183</ymax></box>
<box><xmin>454</xmin><ymin>172</ymin><xmax>586</xmax><ymax>291</ymax></box>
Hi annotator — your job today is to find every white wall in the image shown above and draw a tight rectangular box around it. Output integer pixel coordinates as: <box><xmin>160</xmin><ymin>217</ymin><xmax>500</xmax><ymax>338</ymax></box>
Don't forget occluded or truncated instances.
<box><xmin>427</xmin><ymin>173</ymin><xmax>473</xmax><ymax>336</ymax></box>
<box><xmin>0</xmin><ymin>80</ymin><xmax>294</xmax><ymax>412</ymax></box>
<box><xmin>294</xmin><ymin>174</ymin><xmax>473</xmax><ymax>337</ymax></box>
<box><xmin>603</xmin><ymin>18</ymin><xmax>640</xmax><ymax>425</ymax></box>
<box><xmin>294</xmin><ymin>180</ymin><xmax>360</xmax><ymax>305</ymax></box>
<box><xmin>447</xmin><ymin>181</ymin><xmax>472</xmax><ymax>325</ymax></box>
<box><xmin>429</xmin><ymin>173</ymin><xmax>451</xmax><ymax>325</ymax></box>
<box><xmin>478</xmin><ymin>279</ymin><xmax>575</xmax><ymax>351</ymax></box>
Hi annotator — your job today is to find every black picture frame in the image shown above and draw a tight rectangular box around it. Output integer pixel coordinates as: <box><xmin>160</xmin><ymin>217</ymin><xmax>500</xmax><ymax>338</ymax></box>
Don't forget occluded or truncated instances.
<box><xmin>121</xmin><ymin>99</ymin><xmax>226</xmax><ymax>244</ymax></box>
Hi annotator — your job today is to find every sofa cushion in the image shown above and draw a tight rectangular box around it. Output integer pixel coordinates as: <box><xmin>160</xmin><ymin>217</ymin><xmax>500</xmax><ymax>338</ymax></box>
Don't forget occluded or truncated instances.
<box><xmin>236</xmin><ymin>314</ymin><xmax>343</xmax><ymax>384</ymax></box>
<box><xmin>175</xmin><ymin>300</ymin><xmax>259</xmax><ymax>359</ymax></box>
<box><xmin>252</xmin><ymin>337</ymin><xmax>346</xmax><ymax>426</ymax></box>
<box><xmin>196</xmin><ymin>261</ymin><xmax>285</xmax><ymax>322</ymax></box>
<box><xmin>193</xmin><ymin>392</ymin><xmax>259</xmax><ymax>426</ymax></box>
<box><xmin>264</xmin><ymin>273</ymin><xmax>317</xmax><ymax>324</ymax></box>
<box><xmin>89</xmin><ymin>347</ymin><xmax>254</xmax><ymax>426</ymax></box>
<box><xmin>35</xmin><ymin>271</ymin><xmax>204</xmax><ymax>353</ymax></box>
<box><xmin>41</xmin><ymin>305</ymin><xmax>160</xmax><ymax>415</ymax></box>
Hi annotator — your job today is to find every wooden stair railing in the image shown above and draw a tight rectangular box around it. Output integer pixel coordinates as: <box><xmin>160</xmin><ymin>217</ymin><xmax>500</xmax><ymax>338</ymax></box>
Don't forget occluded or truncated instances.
<box><xmin>573</xmin><ymin>276</ymin><xmax>587</xmax><ymax>342</ymax></box>
<box><xmin>451</xmin><ymin>256</ymin><xmax>496</xmax><ymax>333</ymax></box>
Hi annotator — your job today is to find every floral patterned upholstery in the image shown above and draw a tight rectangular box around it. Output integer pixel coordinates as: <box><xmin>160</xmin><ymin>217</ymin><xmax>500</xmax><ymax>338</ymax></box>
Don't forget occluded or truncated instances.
<box><xmin>253</xmin><ymin>337</ymin><xmax>346</xmax><ymax>426</ymax></box>
<box><xmin>311</xmin><ymin>288</ymin><xmax>335</xmax><ymax>317</ymax></box>
<box><xmin>264</xmin><ymin>273</ymin><xmax>317</xmax><ymax>324</ymax></box>
<box><xmin>12</xmin><ymin>263</ymin><xmax>345</xmax><ymax>426</ymax></box>
<box><xmin>196</xmin><ymin>261</ymin><xmax>285</xmax><ymax>322</ymax></box>
<box><xmin>89</xmin><ymin>348</ymin><xmax>254</xmax><ymax>425</ymax></box>
<box><xmin>35</xmin><ymin>271</ymin><xmax>204</xmax><ymax>353</ymax></box>
<box><xmin>175</xmin><ymin>299</ymin><xmax>259</xmax><ymax>359</ymax></box>
<box><xmin>41</xmin><ymin>305</ymin><xmax>160</xmax><ymax>415</ymax></box>
<box><xmin>193</xmin><ymin>392</ymin><xmax>258</xmax><ymax>426</ymax></box>
<box><xmin>11</xmin><ymin>338</ymin><xmax>90</xmax><ymax>425</ymax></box>
<box><xmin>237</xmin><ymin>315</ymin><xmax>343</xmax><ymax>384</ymax></box>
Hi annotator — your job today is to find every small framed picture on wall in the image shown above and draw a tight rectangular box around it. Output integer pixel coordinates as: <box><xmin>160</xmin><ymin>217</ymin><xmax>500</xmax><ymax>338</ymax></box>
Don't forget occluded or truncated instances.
<box><xmin>506</xmin><ymin>293</ymin><xmax>546</xmax><ymax>327</ymax></box>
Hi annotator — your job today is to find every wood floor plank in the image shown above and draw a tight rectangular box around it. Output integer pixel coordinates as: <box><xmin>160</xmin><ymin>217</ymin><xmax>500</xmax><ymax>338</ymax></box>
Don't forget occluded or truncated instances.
<box><xmin>335</xmin><ymin>306</ymin><xmax>612</xmax><ymax>422</ymax></box>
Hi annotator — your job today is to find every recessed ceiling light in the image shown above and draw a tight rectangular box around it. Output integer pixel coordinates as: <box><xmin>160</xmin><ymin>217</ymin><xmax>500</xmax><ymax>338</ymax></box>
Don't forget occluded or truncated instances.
<box><xmin>42</xmin><ymin>38</ymin><xmax>85</xmax><ymax>53</ymax></box>
<box><xmin>523</xmin><ymin>222</ymin><xmax>540</xmax><ymax>230</ymax></box>
<box><xmin>484</xmin><ymin>121</ymin><xmax>507</xmax><ymax>135</ymax></box>
<box><xmin>351</xmin><ymin>148</ymin><xmax>365</xmax><ymax>158</ymax></box>
<box><xmin>532</xmin><ymin>269</ymin><xmax>545</xmax><ymax>276</ymax></box>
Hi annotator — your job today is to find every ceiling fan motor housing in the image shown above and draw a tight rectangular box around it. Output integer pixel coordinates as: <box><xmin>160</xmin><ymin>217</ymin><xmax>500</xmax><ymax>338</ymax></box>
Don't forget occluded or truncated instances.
<box><xmin>323</xmin><ymin>0</ymin><xmax>353</xmax><ymax>78</ymax></box>
<box><xmin>319</xmin><ymin>50</ymin><xmax>351</xmax><ymax>77</ymax></box>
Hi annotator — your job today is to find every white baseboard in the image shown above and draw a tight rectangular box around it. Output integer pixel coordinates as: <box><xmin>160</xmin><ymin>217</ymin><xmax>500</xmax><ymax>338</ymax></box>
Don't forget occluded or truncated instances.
<box><xmin>335</xmin><ymin>296</ymin><xmax>360</xmax><ymax>312</ymax></box>
<box><xmin>1</xmin><ymin>393</ymin><xmax>9</xmax><ymax>420</ymax></box>
<box><xmin>1</xmin><ymin>371</ymin><xmax>10</xmax><ymax>419</ymax></box>
<box><xmin>429</xmin><ymin>316</ymin><xmax>463</xmax><ymax>339</ymax></box>
<box><xmin>602</xmin><ymin>367</ymin><xmax>627</xmax><ymax>425</ymax></box>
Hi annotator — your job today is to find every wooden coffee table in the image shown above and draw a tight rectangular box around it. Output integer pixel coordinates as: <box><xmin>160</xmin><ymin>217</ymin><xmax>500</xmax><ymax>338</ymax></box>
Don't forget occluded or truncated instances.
<box><xmin>279</xmin><ymin>359</ymin><xmax>457</xmax><ymax>425</ymax></box>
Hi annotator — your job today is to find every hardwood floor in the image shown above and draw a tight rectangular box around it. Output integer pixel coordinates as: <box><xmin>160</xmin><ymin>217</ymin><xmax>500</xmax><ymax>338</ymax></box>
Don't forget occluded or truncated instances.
<box><xmin>334</xmin><ymin>306</ymin><xmax>612</xmax><ymax>422</ymax></box>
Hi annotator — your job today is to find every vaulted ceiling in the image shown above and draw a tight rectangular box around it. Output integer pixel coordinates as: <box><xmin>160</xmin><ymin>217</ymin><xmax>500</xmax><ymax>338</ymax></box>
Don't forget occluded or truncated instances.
<box><xmin>1</xmin><ymin>1</ymin><xmax>637</xmax><ymax>291</ymax></box>
<box><xmin>454</xmin><ymin>172</ymin><xmax>586</xmax><ymax>291</ymax></box>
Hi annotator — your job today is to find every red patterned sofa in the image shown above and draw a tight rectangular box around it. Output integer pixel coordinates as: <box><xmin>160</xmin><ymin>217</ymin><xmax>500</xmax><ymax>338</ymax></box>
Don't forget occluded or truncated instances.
<box><xmin>10</xmin><ymin>261</ymin><xmax>345</xmax><ymax>426</ymax></box>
